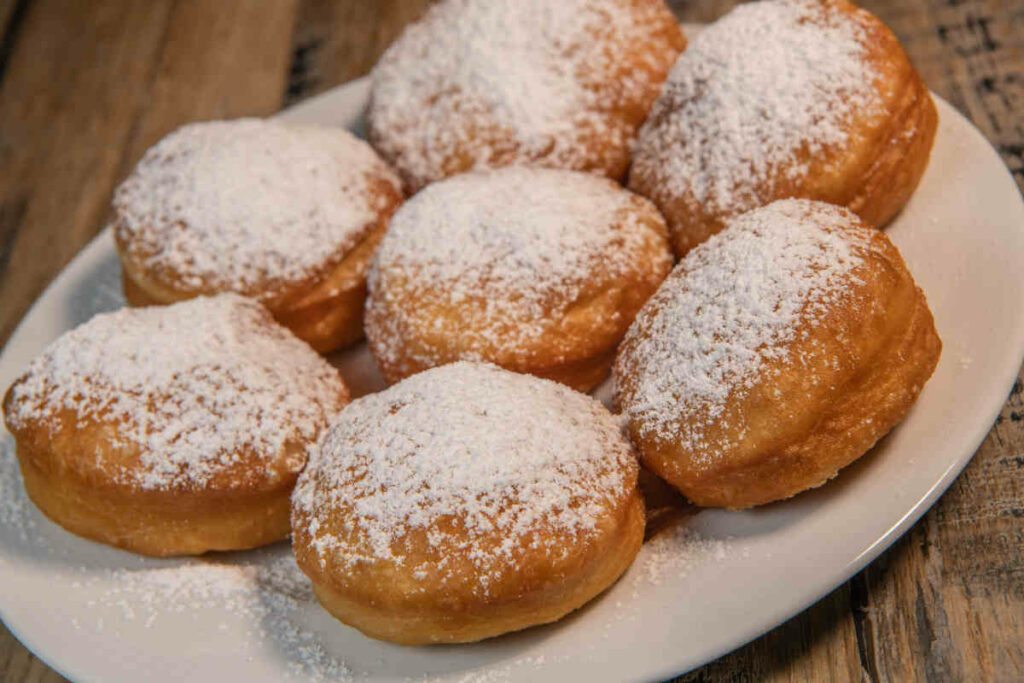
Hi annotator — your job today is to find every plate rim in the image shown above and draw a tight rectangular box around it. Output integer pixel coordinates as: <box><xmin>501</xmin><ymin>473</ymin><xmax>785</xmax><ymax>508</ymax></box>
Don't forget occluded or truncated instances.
<box><xmin>0</xmin><ymin>80</ymin><xmax>1022</xmax><ymax>682</ymax></box>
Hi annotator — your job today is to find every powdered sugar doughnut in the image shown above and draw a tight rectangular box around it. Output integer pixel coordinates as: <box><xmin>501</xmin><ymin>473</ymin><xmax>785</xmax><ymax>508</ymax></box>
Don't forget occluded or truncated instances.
<box><xmin>615</xmin><ymin>200</ymin><xmax>941</xmax><ymax>508</ymax></box>
<box><xmin>367</xmin><ymin>0</ymin><xmax>685</xmax><ymax>193</ymax></box>
<box><xmin>630</xmin><ymin>0</ymin><xmax>937</xmax><ymax>257</ymax></box>
<box><xmin>114</xmin><ymin>119</ymin><xmax>403</xmax><ymax>352</ymax></box>
<box><xmin>291</xmin><ymin>362</ymin><xmax>644</xmax><ymax>644</ymax></box>
<box><xmin>2</xmin><ymin>294</ymin><xmax>349</xmax><ymax>556</ymax></box>
<box><xmin>365</xmin><ymin>168</ymin><xmax>674</xmax><ymax>392</ymax></box>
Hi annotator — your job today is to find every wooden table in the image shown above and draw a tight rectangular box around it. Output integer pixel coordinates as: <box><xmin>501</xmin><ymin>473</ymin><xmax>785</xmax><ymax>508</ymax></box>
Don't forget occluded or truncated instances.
<box><xmin>0</xmin><ymin>1</ymin><xmax>1021</xmax><ymax>680</ymax></box>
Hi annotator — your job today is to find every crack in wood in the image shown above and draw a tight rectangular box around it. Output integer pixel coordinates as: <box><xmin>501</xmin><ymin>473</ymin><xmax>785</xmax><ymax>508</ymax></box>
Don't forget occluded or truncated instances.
<box><xmin>0</xmin><ymin>0</ymin><xmax>31</xmax><ymax>89</ymax></box>
<box><xmin>0</xmin><ymin>195</ymin><xmax>27</xmax><ymax>281</ymax></box>
<box><xmin>937</xmin><ymin>13</ymin><xmax>1000</xmax><ymax>56</ymax></box>
<box><xmin>285</xmin><ymin>37</ymin><xmax>324</xmax><ymax>106</ymax></box>
<box><xmin>851</xmin><ymin>574</ymin><xmax>881</xmax><ymax>682</ymax></box>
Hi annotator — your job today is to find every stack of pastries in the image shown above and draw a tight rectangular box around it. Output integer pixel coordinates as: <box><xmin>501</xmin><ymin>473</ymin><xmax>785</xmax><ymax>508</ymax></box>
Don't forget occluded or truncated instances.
<box><xmin>3</xmin><ymin>0</ymin><xmax>942</xmax><ymax>646</ymax></box>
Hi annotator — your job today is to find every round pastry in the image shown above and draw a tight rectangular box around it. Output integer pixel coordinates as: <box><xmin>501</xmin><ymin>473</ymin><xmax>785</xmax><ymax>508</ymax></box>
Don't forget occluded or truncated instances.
<box><xmin>614</xmin><ymin>199</ymin><xmax>941</xmax><ymax>509</ymax></box>
<box><xmin>365</xmin><ymin>168</ymin><xmax>674</xmax><ymax>392</ymax></box>
<box><xmin>629</xmin><ymin>0</ymin><xmax>938</xmax><ymax>257</ymax></box>
<box><xmin>291</xmin><ymin>362</ymin><xmax>644</xmax><ymax>644</ymax></box>
<box><xmin>113</xmin><ymin>118</ymin><xmax>404</xmax><ymax>353</ymax></box>
<box><xmin>367</xmin><ymin>0</ymin><xmax>685</xmax><ymax>193</ymax></box>
<box><xmin>2</xmin><ymin>294</ymin><xmax>349</xmax><ymax>556</ymax></box>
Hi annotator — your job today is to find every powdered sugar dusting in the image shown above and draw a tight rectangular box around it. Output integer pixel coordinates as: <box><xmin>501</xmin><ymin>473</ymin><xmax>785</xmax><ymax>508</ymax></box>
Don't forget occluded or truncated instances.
<box><xmin>0</xmin><ymin>429</ymin><xmax>350</xmax><ymax>678</ymax></box>
<box><xmin>76</xmin><ymin>552</ymin><xmax>351</xmax><ymax>681</ymax></box>
<box><xmin>367</xmin><ymin>168</ymin><xmax>670</xmax><ymax>367</ymax></box>
<box><xmin>615</xmin><ymin>199</ymin><xmax>871</xmax><ymax>456</ymax></box>
<box><xmin>638</xmin><ymin>524</ymin><xmax>731</xmax><ymax>589</ymax></box>
<box><xmin>4</xmin><ymin>294</ymin><xmax>348</xmax><ymax>490</ymax></box>
<box><xmin>293</xmin><ymin>362</ymin><xmax>637</xmax><ymax>596</ymax></box>
<box><xmin>0</xmin><ymin>435</ymin><xmax>42</xmax><ymax>549</ymax></box>
<box><xmin>631</xmin><ymin>0</ymin><xmax>880</xmax><ymax>217</ymax></box>
<box><xmin>114</xmin><ymin>119</ymin><xmax>401</xmax><ymax>296</ymax></box>
<box><xmin>368</xmin><ymin>0</ymin><xmax>680</xmax><ymax>189</ymax></box>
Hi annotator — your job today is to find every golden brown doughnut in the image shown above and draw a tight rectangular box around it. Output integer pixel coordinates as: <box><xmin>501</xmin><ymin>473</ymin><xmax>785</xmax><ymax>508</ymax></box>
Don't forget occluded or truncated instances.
<box><xmin>367</xmin><ymin>0</ymin><xmax>685</xmax><ymax>193</ymax></box>
<box><xmin>629</xmin><ymin>0</ymin><xmax>938</xmax><ymax>257</ymax></box>
<box><xmin>114</xmin><ymin>119</ymin><xmax>403</xmax><ymax>353</ymax></box>
<box><xmin>2</xmin><ymin>294</ymin><xmax>349</xmax><ymax>556</ymax></box>
<box><xmin>365</xmin><ymin>168</ymin><xmax>674</xmax><ymax>392</ymax></box>
<box><xmin>291</xmin><ymin>362</ymin><xmax>644</xmax><ymax>645</ymax></box>
<box><xmin>614</xmin><ymin>200</ymin><xmax>941</xmax><ymax>509</ymax></box>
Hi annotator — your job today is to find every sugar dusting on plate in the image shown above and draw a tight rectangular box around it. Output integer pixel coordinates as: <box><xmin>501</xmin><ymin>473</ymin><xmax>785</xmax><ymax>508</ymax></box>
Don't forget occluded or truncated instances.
<box><xmin>0</xmin><ymin>431</ymin><xmax>351</xmax><ymax>679</ymax></box>
<box><xmin>0</xmin><ymin>428</ymin><xmax>735</xmax><ymax>680</ymax></box>
<box><xmin>79</xmin><ymin>554</ymin><xmax>351</xmax><ymax>681</ymax></box>
<box><xmin>638</xmin><ymin>522</ymin><xmax>732</xmax><ymax>590</ymax></box>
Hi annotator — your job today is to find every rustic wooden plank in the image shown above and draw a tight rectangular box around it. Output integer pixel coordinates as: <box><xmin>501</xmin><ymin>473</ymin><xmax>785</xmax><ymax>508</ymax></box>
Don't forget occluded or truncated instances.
<box><xmin>859</xmin><ymin>0</ymin><xmax>1024</xmax><ymax>190</ymax></box>
<box><xmin>667</xmin><ymin>0</ymin><xmax>739</xmax><ymax>24</ymax></box>
<box><xmin>0</xmin><ymin>623</ymin><xmax>67</xmax><ymax>683</ymax></box>
<box><xmin>0</xmin><ymin>0</ymin><xmax>25</xmax><ymax>41</ymax></box>
<box><xmin>850</xmin><ymin>374</ymin><xmax>1024</xmax><ymax>681</ymax></box>
<box><xmin>0</xmin><ymin>0</ymin><xmax>43</xmax><ymax>289</ymax></box>
<box><xmin>678</xmin><ymin>587</ymin><xmax>867</xmax><ymax>682</ymax></box>
<box><xmin>1</xmin><ymin>1</ymin><xmax>1023</xmax><ymax>682</ymax></box>
<box><xmin>286</xmin><ymin>0</ymin><xmax>433</xmax><ymax>105</ymax></box>
<box><xmin>118</xmin><ymin>0</ymin><xmax>300</xmax><ymax>172</ymax></box>
<box><xmin>0</xmin><ymin>0</ymin><xmax>177</xmax><ymax>345</ymax></box>
<box><xmin>0</xmin><ymin>0</ymin><xmax>299</xmax><ymax>680</ymax></box>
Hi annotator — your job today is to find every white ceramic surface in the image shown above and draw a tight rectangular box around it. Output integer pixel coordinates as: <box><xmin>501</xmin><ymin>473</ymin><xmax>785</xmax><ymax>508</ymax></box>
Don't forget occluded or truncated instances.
<box><xmin>0</xmin><ymin>77</ymin><xmax>1022</xmax><ymax>683</ymax></box>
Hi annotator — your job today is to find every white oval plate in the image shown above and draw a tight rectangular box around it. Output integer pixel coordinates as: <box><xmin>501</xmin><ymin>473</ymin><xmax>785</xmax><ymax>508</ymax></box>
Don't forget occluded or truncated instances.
<box><xmin>1</xmin><ymin>77</ymin><xmax>1023</xmax><ymax>683</ymax></box>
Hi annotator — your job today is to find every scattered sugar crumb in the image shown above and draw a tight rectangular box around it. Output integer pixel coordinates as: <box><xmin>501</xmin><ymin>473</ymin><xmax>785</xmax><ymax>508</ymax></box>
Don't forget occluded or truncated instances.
<box><xmin>0</xmin><ymin>435</ymin><xmax>45</xmax><ymax>551</ymax></box>
<box><xmin>638</xmin><ymin>524</ymin><xmax>733</xmax><ymax>590</ymax></box>
<box><xmin>73</xmin><ymin>552</ymin><xmax>352</xmax><ymax>681</ymax></box>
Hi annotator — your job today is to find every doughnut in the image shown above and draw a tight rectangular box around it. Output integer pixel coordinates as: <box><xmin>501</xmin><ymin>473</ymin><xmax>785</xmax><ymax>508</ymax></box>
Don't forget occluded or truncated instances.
<box><xmin>291</xmin><ymin>362</ymin><xmax>644</xmax><ymax>644</ymax></box>
<box><xmin>2</xmin><ymin>294</ymin><xmax>349</xmax><ymax>556</ymax></box>
<box><xmin>629</xmin><ymin>0</ymin><xmax>938</xmax><ymax>257</ymax></box>
<box><xmin>614</xmin><ymin>199</ymin><xmax>941</xmax><ymax>509</ymax></box>
<box><xmin>367</xmin><ymin>0</ymin><xmax>685</xmax><ymax>193</ymax></box>
<box><xmin>365</xmin><ymin>168</ymin><xmax>674</xmax><ymax>392</ymax></box>
<box><xmin>113</xmin><ymin>119</ymin><xmax>403</xmax><ymax>353</ymax></box>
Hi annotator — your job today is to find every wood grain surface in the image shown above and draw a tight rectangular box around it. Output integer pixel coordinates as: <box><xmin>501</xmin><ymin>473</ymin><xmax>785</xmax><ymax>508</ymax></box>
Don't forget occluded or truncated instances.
<box><xmin>0</xmin><ymin>1</ymin><xmax>1021</xmax><ymax>681</ymax></box>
